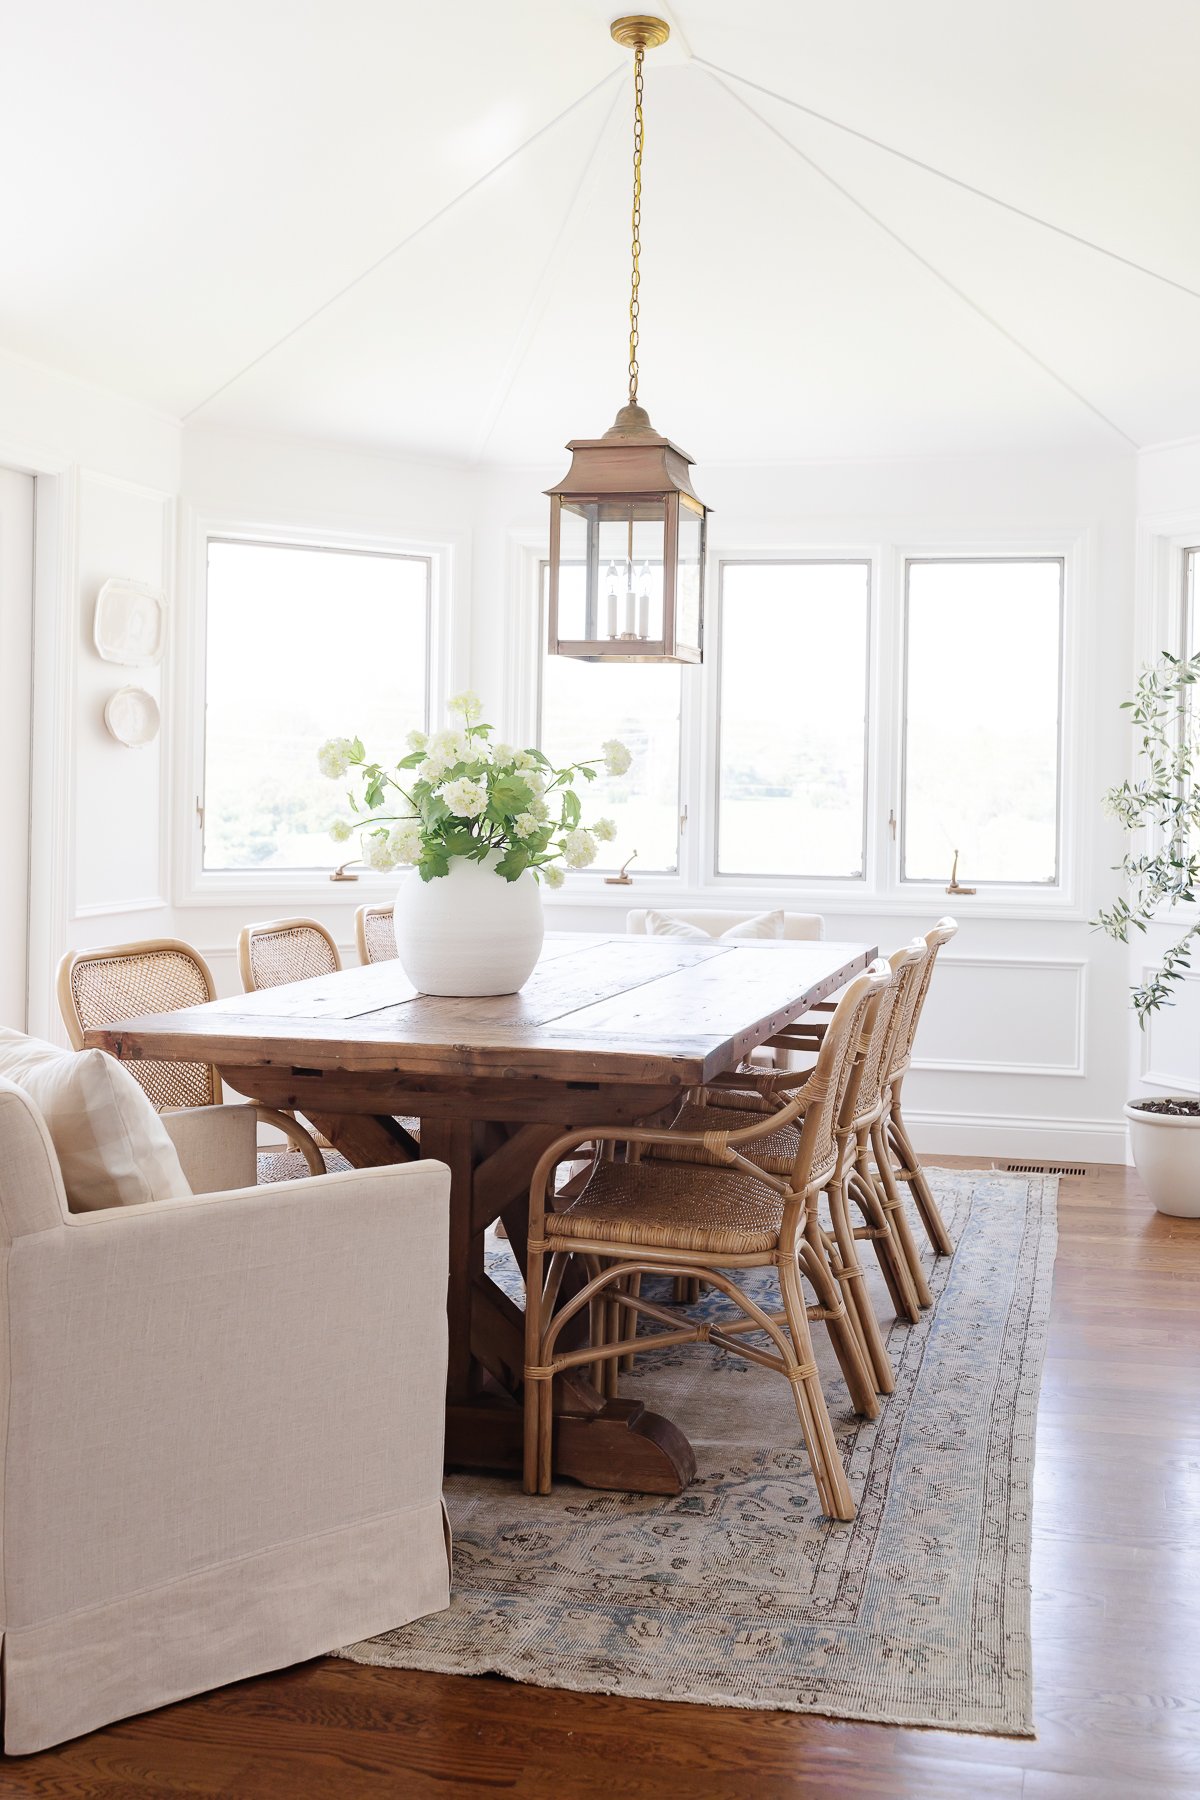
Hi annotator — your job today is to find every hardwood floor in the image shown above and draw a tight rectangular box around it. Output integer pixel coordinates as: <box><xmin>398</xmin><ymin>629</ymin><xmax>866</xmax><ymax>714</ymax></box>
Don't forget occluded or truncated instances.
<box><xmin>7</xmin><ymin>1160</ymin><xmax>1200</xmax><ymax>1797</ymax></box>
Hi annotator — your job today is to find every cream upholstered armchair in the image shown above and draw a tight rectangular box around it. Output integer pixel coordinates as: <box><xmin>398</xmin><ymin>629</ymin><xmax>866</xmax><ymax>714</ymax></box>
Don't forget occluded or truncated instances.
<box><xmin>0</xmin><ymin>1076</ymin><xmax>451</xmax><ymax>1755</ymax></box>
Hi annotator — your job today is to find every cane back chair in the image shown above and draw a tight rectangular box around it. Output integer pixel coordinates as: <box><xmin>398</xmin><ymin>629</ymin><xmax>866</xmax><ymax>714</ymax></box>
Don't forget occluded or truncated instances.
<box><xmin>355</xmin><ymin>903</ymin><xmax>397</xmax><ymax>966</ymax></box>
<box><xmin>56</xmin><ymin>940</ymin><xmax>323</xmax><ymax>1174</ymax></box>
<box><xmin>523</xmin><ymin>960</ymin><xmax>894</xmax><ymax>1521</ymax></box>
<box><xmin>237</xmin><ymin>917</ymin><xmax>342</xmax><ymax>993</ymax></box>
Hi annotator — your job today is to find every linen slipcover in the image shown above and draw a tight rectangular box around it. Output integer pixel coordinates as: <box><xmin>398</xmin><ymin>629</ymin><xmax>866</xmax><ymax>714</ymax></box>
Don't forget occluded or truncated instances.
<box><xmin>0</xmin><ymin>1077</ymin><xmax>452</xmax><ymax>1753</ymax></box>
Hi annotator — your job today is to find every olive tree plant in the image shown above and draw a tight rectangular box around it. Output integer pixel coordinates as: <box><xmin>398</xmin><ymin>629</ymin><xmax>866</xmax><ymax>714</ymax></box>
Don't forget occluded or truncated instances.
<box><xmin>1094</xmin><ymin>648</ymin><xmax>1200</xmax><ymax>1025</ymax></box>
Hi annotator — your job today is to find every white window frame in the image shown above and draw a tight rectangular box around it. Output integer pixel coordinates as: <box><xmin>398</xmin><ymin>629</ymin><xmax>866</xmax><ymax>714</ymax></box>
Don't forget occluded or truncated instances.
<box><xmin>176</xmin><ymin>510</ymin><xmax>464</xmax><ymax>909</ymax></box>
<box><xmin>897</xmin><ymin>551</ymin><xmax>1068</xmax><ymax>893</ymax></box>
<box><xmin>507</xmin><ymin>525</ymin><xmax>1087</xmax><ymax>920</ymax></box>
<box><xmin>706</xmin><ymin>555</ymin><xmax>874</xmax><ymax>888</ymax></box>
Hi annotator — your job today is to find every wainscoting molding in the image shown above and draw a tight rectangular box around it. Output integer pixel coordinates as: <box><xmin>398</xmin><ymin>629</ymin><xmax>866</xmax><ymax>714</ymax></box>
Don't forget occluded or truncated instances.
<box><xmin>1139</xmin><ymin>965</ymin><xmax>1200</xmax><ymax>1096</ymax></box>
<box><xmin>911</xmin><ymin>954</ymin><xmax>1087</xmax><ymax>1078</ymax></box>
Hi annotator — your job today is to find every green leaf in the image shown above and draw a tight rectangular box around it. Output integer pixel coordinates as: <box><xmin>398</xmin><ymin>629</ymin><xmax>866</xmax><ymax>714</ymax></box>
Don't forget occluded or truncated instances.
<box><xmin>494</xmin><ymin>843</ymin><xmax>530</xmax><ymax>881</ymax></box>
<box><xmin>488</xmin><ymin>773</ymin><xmax>535</xmax><ymax>815</ymax></box>
<box><xmin>418</xmin><ymin>846</ymin><xmax>449</xmax><ymax>881</ymax></box>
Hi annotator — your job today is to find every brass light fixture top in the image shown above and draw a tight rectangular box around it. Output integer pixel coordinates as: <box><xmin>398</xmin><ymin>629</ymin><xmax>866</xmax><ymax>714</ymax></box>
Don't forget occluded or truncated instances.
<box><xmin>610</xmin><ymin>16</ymin><xmax>670</xmax><ymax>50</ymax></box>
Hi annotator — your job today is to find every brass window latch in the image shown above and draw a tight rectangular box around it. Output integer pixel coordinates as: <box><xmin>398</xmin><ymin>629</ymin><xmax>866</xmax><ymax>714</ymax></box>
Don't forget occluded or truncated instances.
<box><xmin>605</xmin><ymin>850</ymin><xmax>638</xmax><ymax>887</ymax></box>
<box><xmin>946</xmin><ymin>850</ymin><xmax>975</xmax><ymax>896</ymax></box>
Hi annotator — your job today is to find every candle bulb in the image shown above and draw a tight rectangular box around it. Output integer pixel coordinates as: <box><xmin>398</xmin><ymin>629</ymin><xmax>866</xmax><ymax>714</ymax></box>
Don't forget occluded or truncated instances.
<box><xmin>624</xmin><ymin>583</ymin><xmax>636</xmax><ymax>637</ymax></box>
<box><xmin>605</xmin><ymin>562</ymin><xmax>618</xmax><ymax>637</ymax></box>
<box><xmin>637</xmin><ymin>562</ymin><xmax>650</xmax><ymax>639</ymax></box>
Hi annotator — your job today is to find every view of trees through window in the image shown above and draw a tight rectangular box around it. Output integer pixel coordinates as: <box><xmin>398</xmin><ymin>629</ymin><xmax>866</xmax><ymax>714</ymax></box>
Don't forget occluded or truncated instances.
<box><xmin>902</xmin><ymin>557</ymin><xmax>1063</xmax><ymax>885</ymax></box>
<box><xmin>717</xmin><ymin>562</ymin><xmax>870</xmax><ymax>878</ymax></box>
<box><xmin>203</xmin><ymin>539</ymin><xmax>429</xmax><ymax>870</ymax></box>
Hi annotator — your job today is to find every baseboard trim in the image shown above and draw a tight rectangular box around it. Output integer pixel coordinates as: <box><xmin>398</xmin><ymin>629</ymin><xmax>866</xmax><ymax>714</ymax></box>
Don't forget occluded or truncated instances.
<box><xmin>905</xmin><ymin>1109</ymin><xmax>1129</xmax><ymax>1165</ymax></box>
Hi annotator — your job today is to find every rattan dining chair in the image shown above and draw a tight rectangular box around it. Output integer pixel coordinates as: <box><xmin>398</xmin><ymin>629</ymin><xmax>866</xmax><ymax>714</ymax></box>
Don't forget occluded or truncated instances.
<box><xmin>523</xmin><ymin>961</ymin><xmax>893</xmax><ymax>1521</ymax></box>
<box><xmin>237</xmin><ymin>918</ymin><xmax>342</xmax><ymax>992</ymax></box>
<box><xmin>355</xmin><ymin>903</ymin><xmax>397</xmax><ymax>966</ymax></box>
<box><xmin>772</xmin><ymin>918</ymin><xmax>959</xmax><ymax>1302</ymax></box>
<box><xmin>56</xmin><ymin>940</ymin><xmax>324</xmax><ymax>1174</ymax></box>
<box><xmin>645</xmin><ymin>946</ymin><xmax>925</xmax><ymax>1395</ymax></box>
<box><xmin>878</xmin><ymin>917</ymin><xmax>958</xmax><ymax>1266</ymax></box>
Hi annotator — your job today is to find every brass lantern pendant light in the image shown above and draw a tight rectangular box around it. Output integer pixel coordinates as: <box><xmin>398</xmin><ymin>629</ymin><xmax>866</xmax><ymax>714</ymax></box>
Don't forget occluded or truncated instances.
<box><xmin>545</xmin><ymin>15</ymin><xmax>709</xmax><ymax>664</ymax></box>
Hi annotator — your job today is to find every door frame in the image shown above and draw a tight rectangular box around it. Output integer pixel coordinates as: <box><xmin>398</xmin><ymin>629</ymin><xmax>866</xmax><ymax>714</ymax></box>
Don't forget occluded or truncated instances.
<box><xmin>0</xmin><ymin>438</ymin><xmax>75</xmax><ymax>1037</ymax></box>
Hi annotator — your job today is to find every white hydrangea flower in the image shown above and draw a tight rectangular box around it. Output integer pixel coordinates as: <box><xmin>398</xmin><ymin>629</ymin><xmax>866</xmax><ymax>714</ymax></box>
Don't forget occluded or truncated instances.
<box><xmin>364</xmin><ymin>834</ymin><xmax>400</xmax><ymax>872</ymax></box>
<box><xmin>421</xmin><ymin>752</ymin><xmax>450</xmax><ymax>785</ymax></box>
<box><xmin>429</xmin><ymin>726</ymin><xmax>471</xmax><ymax>763</ymax></box>
<box><xmin>523</xmin><ymin>770</ymin><xmax>547</xmax><ymax>798</ymax></box>
<box><xmin>526</xmin><ymin>796</ymin><xmax>549</xmax><ymax>822</ymax></box>
<box><xmin>562</xmin><ymin>828</ymin><xmax>598</xmax><ymax>869</ymax></box>
<box><xmin>448</xmin><ymin>691</ymin><xmax>483</xmax><ymax>723</ymax></box>
<box><xmin>513</xmin><ymin>749</ymin><xmax>540</xmax><ymax>771</ymax></box>
<box><xmin>406</xmin><ymin>728</ymin><xmax>429</xmax><ymax>753</ymax></box>
<box><xmin>389</xmin><ymin>821</ymin><xmax>423</xmax><ymax>865</ymax></box>
<box><xmin>601</xmin><ymin>738</ymin><xmax>632</xmax><ymax>777</ymax></box>
<box><xmin>317</xmin><ymin>736</ymin><xmax>354</xmax><ymax>780</ymax></box>
<box><xmin>440</xmin><ymin>776</ymin><xmax>488</xmax><ymax>818</ymax></box>
<box><xmin>592</xmin><ymin>816</ymin><xmax>617</xmax><ymax>842</ymax></box>
<box><xmin>328</xmin><ymin>818</ymin><xmax>353</xmax><ymax>843</ymax></box>
<box><xmin>542</xmin><ymin>863</ymin><xmax>565</xmax><ymax>889</ymax></box>
<box><xmin>490</xmin><ymin>741</ymin><xmax>516</xmax><ymax>768</ymax></box>
<box><xmin>514</xmin><ymin>812</ymin><xmax>541</xmax><ymax>838</ymax></box>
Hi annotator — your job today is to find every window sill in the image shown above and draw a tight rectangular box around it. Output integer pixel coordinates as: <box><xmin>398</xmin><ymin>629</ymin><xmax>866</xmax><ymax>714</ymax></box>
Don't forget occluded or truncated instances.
<box><xmin>543</xmin><ymin>876</ymin><xmax>1086</xmax><ymax>923</ymax></box>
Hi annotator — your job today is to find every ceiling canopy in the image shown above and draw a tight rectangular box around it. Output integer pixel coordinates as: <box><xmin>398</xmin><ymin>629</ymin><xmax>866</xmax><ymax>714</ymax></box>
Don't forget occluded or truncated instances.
<box><xmin>4</xmin><ymin>0</ymin><xmax>1198</xmax><ymax>462</ymax></box>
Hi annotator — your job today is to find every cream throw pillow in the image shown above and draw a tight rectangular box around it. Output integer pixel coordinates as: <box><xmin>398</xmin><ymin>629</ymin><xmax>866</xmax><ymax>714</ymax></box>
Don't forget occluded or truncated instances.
<box><xmin>0</xmin><ymin>1030</ymin><xmax>191</xmax><ymax>1212</ymax></box>
<box><xmin>645</xmin><ymin>909</ymin><xmax>785</xmax><ymax>942</ymax></box>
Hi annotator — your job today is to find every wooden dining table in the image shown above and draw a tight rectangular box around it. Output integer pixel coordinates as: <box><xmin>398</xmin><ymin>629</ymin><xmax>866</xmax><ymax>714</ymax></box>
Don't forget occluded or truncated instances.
<box><xmin>86</xmin><ymin>931</ymin><xmax>876</xmax><ymax>1496</ymax></box>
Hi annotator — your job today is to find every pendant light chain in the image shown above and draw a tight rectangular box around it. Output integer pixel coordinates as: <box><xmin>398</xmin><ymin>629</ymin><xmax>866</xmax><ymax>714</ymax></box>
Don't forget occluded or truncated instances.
<box><xmin>627</xmin><ymin>44</ymin><xmax>645</xmax><ymax>407</ymax></box>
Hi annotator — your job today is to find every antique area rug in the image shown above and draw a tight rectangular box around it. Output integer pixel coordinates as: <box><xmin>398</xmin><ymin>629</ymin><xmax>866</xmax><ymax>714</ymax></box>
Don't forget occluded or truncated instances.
<box><xmin>339</xmin><ymin>1168</ymin><xmax>1058</xmax><ymax>1736</ymax></box>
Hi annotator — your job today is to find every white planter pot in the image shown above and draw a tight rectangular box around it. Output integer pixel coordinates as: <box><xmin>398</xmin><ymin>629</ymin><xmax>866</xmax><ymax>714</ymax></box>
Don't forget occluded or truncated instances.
<box><xmin>394</xmin><ymin>853</ymin><xmax>544</xmax><ymax>997</ymax></box>
<box><xmin>1124</xmin><ymin>1100</ymin><xmax>1200</xmax><ymax>1218</ymax></box>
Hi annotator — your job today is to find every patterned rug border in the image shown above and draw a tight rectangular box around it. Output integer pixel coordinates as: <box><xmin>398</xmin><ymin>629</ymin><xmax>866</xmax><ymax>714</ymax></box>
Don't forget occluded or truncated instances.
<box><xmin>338</xmin><ymin>1169</ymin><xmax>1059</xmax><ymax>1737</ymax></box>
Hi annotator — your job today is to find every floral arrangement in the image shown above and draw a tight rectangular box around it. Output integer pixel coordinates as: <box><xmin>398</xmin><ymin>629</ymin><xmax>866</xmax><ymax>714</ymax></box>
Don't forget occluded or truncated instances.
<box><xmin>317</xmin><ymin>692</ymin><xmax>631</xmax><ymax>886</ymax></box>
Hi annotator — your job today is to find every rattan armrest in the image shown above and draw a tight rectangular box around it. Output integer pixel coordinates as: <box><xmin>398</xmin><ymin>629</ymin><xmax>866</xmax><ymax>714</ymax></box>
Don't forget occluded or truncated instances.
<box><xmin>255</xmin><ymin>1107</ymin><xmax>325</xmax><ymax>1176</ymax></box>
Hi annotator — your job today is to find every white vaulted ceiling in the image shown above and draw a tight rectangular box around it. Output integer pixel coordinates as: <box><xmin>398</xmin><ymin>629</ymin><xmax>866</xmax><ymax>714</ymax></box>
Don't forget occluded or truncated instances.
<box><xmin>3</xmin><ymin>0</ymin><xmax>1200</xmax><ymax>462</ymax></box>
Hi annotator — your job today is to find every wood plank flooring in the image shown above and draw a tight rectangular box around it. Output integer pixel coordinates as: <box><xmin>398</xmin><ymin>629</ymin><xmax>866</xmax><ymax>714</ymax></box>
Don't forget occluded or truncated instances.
<box><xmin>6</xmin><ymin>1159</ymin><xmax>1200</xmax><ymax>1797</ymax></box>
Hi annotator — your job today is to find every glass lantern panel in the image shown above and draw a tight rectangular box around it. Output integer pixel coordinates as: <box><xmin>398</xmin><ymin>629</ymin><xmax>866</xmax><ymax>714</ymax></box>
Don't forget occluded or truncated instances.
<box><xmin>675</xmin><ymin>496</ymin><xmax>704</xmax><ymax>657</ymax></box>
<box><xmin>592</xmin><ymin>503</ymin><xmax>666</xmax><ymax>647</ymax></box>
<box><xmin>551</xmin><ymin>501</ymin><xmax>594</xmax><ymax>641</ymax></box>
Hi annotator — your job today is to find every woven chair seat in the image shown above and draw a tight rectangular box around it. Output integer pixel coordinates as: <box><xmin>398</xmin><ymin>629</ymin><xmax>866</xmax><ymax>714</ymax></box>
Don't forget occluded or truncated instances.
<box><xmin>646</xmin><ymin>1100</ymin><xmax>803</xmax><ymax>1174</ymax></box>
<box><xmin>546</xmin><ymin>1157</ymin><xmax>789</xmax><ymax>1257</ymax></box>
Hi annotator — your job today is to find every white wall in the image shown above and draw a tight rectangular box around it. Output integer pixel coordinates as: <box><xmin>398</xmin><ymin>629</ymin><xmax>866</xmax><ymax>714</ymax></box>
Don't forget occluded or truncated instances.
<box><xmin>0</xmin><ymin>349</ymin><xmax>181</xmax><ymax>1037</ymax></box>
<box><xmin>474</xmin><ymin>447</ymin><xmax>1138</xmax><ymax>1161</ymax></box>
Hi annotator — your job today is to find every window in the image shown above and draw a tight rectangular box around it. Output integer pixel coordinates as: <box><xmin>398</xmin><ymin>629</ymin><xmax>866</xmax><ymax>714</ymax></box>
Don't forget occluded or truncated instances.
<box><xmin>202</xmin><ymin>538</ymin><xmax>430</xmax><ymax>871</ymax></box>
<box><xmin>1184</xmin><ymin>546</ymin><xmax>1200</xmax><ymax>656</ymax></box>
<box><xmin>716</xmin><ymin>561</ymin><xmax>870</xmax><ymax>879</ymax></box>
<box><xmin>902</xmin><ymin>557</ymin><xmax>1063</xmax><ymax>885</ymax></box>
<box><xmin>539</xmin><ymin>565</ymin><xmax>683</xmax><ymax>873</ymax></box>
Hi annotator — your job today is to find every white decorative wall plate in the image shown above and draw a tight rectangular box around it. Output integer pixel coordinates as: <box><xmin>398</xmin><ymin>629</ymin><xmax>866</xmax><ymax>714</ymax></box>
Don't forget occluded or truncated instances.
<box><xmin>93</xmin><ymin>578</ymin><xmax>166</xmax><ymax>666</ymax></box>
<box><xmin>103</xmin><ymin>686</ymin><xmax>161</xmax><ymax>748</ymax></box>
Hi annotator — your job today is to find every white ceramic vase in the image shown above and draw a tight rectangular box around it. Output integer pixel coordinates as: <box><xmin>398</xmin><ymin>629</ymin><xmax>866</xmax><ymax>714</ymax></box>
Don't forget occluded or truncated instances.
<box><xmin>394</xmin><ymin>852</ymin><xmax>545</xmax><ymax>997</ymax></box>
<box><xmin>1124</xmin><ymin>1100</ymin><xmax>1200</xmax><ymax>1218</ymax></box>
